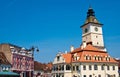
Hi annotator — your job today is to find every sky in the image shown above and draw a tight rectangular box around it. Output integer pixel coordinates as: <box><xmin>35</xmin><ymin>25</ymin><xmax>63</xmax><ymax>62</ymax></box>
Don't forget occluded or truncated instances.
<box><xmin>0</xmin><ymin>0</ymin><xmax>120</xmax><ymax>63</ymax></box>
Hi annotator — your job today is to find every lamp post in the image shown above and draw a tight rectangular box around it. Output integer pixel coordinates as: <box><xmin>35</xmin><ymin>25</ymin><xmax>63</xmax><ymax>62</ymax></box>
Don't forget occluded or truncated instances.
<box><xmin>29</xmin><ymin>46</ymin><xmax>39</xmax><ymax>58</ymax></box>
<box><xmin>28</xmin><ymin>46</ymin><xmax>39</xmax><ymax>77</ymax></box>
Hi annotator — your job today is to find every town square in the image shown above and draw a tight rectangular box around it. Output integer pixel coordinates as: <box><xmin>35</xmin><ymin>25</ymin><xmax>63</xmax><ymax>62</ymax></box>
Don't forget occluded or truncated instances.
<box><xmin>0</xmin><ymin>0</ymin><xmax>120</xmax><ymax>77</ymax></box>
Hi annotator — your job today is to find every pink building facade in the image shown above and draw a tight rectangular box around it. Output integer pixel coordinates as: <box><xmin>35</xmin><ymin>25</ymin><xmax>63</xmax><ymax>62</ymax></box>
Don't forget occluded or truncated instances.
<box><xmin>10</xmin><ymin>44</ymin><xmax>34</xmax><ymax>77</ymax></box>
<box><xmin>0</xmin><ymin>43</ymin><xmax>34</xmax><ymax>77</ymax></box>
<box><xmin>12</xmin><ymin>53</ymin><xmax>34</xmax><ymax>77</ymax></box>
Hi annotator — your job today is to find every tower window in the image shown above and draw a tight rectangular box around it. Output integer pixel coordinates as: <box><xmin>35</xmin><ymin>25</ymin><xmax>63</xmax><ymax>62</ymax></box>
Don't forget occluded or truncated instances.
<box><xmin>84</xmin><ymin>28</ymin><xmax>88</xmax><ymax>33</ymax></box>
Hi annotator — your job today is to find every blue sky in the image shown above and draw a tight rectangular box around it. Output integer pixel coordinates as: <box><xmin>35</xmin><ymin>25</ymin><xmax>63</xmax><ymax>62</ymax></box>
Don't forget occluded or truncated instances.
<box><xmin>0</xmin><ymin>0</ymin><xmax>120</xmax><ymax>63</ymax></box>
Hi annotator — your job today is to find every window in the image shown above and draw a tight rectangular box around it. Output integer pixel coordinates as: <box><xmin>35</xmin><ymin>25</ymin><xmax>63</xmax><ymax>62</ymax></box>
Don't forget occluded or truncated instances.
<box><xmin>94</xmin><ymin>56</ymin><xmax>97</xmax><ymax>60</ymax></box>
<box><xmin>56</xmin><ymin>66</ymin><xmax>58</xmax><ymax>71</ymax></box>
<box><xmin>62</xmin><ymin>75</ymin><xmax>64</xmax><ymax>77</ymax></box>
<box><xmin>83</xmin><ymin>75</ymin><xmax>86</xmax><ymax>77</ymax></box>
<box><xmin>112</xmin><ymin>66</ymin><xmax>115</xmax><ymax>70</ymax></box>
<box><xmin>101</xmin><ymin>65</ymin><xmax>104</xmax><ymax>70</ymax></box>
<box><xmin>108</xmin><ymin>57</ymin><xmax>110</xmax><ymax>61</ymax></box>
<box><xmin>98</xmin><ymin>57</ymin><xmax>100</xmax><ymax>61</ymax></box>
<box><xmin>76</xmin><ymin>66</ymin><xmax>79</xmax><ymax>71</ymax></box>
<box><xmin>94</xmin><ymin>64</ymin><xmax>98</xmax><ymax>70</ymax></box>
<box><xmin>83</xmin><ymin>65</ymin><xmax>86</xmax><ymax>70</ymax></box>
<box><xmin>57</xmin><ymin>56</ymin><xmax>60</xmax><ymax>61</ymax></box>
<box><xmin>53</xmin><ymin>66</ymin><xmax>55</xmax><ymax>71</ymax></box>
<box><xmin>89</xmin><ymin>56</ymin><xmax>91</xmax><ymax>60</ymax></box>
<box><xmin>56</xmin><ymin>74</ymin><xmax>59</xmax><ymax>77</ymax></box>
<box><xmin>66</xmin><ymin>65</ymin><xmax>71</xmax><ymax>70</ymax></box>
<box><xmin>107</xmin><ymin>65</ymin><xmax>110</xmax><ymax>70</ymax></box>
<box><xmin>86</xmin><ymin>56</ymin><xmax>88</xmax><ymax>60</ymax></box>
<box><xmin>89</xmin><ymin>75</ymin><xmax>92</xmax><ymax>77</ymax></box>
<box><xmin>98</xmin><ymin>75</ymin><xmax>101</xmax><ymax>77</ymax></box>
<box><xmin>89</xmin><ymin>65</ymin><xmax>92</xmax><ymax>70</ymax></box>
<box><xmin>58</xmin><ymin>65</ymin><xmax>61</xmax><ymax>70</ymax></box>
<box><xmin>113</xmin><ymin>74</ymin><xmax>116</xmax><ymax>77</ymax></box>
<box><xmin>73</xmin><ymin>66</ymin><xmax>75</xmax><ymax>71</ymax></box>
<box><xmin>62</xmin><ymin>65</ymin><xmax>64</xmax><ymax>71</ymax></box>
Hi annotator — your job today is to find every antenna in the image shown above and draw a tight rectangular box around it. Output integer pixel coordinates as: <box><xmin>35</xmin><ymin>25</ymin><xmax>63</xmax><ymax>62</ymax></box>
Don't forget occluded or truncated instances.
<box><xmin>88</xmin><ymin>0</ymin><xmax>92</xmax><ymax>9</ymax></box>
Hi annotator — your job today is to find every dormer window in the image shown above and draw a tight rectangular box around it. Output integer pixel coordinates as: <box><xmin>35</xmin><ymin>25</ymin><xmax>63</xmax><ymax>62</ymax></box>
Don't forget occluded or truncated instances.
<box><xmin>57</xmin><ymin>56</ymin><xmax>60</xmax><ymax>61</ymax></box>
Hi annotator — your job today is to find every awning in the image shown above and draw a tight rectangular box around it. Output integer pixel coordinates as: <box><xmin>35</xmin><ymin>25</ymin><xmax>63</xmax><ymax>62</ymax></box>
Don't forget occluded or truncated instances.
<box><xmin>0</xmin><ymin>72</ymin><xmax>20</xmax><ymax>76</ymax></box>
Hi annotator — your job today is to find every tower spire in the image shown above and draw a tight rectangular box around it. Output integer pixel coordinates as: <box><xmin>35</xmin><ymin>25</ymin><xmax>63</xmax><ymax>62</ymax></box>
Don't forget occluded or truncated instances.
<box><xmin>82</xmin><ymin>6</ymin><xmax>101</xmax><ymax>24</ymax></box>
<box><xmin>87</xmin><ymin>6</ymin><xmax>95</xmax><ymax>17</ymax></box>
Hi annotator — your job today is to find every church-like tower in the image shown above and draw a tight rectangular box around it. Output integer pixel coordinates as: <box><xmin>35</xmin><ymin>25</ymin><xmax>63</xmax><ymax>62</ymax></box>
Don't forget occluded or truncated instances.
<box><xmin>81</xmin><ymin>7</ymin><xmax>105</xmax><ymax>50</ymax></box>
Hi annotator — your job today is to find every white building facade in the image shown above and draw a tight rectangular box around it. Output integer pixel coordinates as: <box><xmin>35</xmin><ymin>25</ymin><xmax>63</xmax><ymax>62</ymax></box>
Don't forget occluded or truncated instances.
<box><xmin>52</xmin><ymin>7</ymin><xmax>119</xmax><ymax>77</ymax></box>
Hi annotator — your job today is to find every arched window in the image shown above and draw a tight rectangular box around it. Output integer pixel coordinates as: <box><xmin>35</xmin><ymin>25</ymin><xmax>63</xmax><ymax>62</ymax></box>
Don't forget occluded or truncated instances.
<box><xmin>83</xmin><ymin>75</ymin><xmax>86</xmax><ymax>77</ymax></box>
<box><xmin>66</xmin><ymin>65</ymin><xmax>71</xmax><ymax>70</ymax></box>
<box><xmin>89</xmin><ymin>75</ymin><xmax>92</xmax><ymax>77</ymax></box>
<box><xmin>98</xmin><ymin>75</ymin><xmax>101</xmax><ymax>77</ymax></box>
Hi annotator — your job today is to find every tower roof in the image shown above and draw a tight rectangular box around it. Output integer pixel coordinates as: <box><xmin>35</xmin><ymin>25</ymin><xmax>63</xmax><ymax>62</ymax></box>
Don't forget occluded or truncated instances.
<box><xmin>83</xmin><ymin>7</ymin><xmax>102</xmax><ymax>26</ymax></box>
<box><xmin>87</xmin><ymin>7</ymin><xmax>95</xmax><ymax>17</ymax></box>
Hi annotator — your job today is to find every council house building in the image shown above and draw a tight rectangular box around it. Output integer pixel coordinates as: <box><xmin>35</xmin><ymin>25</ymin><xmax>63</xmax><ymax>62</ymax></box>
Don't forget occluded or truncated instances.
<box><xmin>52</xmin><ymin>7</ymin><xmax>119</xmax><ymax>77</ymax></box>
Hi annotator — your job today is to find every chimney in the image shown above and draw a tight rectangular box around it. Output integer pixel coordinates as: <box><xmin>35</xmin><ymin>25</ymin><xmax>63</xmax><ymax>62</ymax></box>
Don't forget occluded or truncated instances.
<box><xmin>83</xmin><ymin>41</ymin><xmax>86</xmax><ymax>48</ymax></box>
<box><xmin>70</xmin><ymin>45</ymin><xmax>74</xmax><ymax>52</ymax></box>
<box><xmin>81</xmin><ymin>41</ymin><xmax>86</xmax><ymax>49</ymax></box>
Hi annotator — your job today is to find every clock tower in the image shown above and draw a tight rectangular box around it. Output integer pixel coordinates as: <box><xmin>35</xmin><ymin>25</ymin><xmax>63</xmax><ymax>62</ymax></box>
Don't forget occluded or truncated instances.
<box><xmin>81</xmin><ymin>7</ymin><xmax>105</xmax><ymax>50</ymax></box>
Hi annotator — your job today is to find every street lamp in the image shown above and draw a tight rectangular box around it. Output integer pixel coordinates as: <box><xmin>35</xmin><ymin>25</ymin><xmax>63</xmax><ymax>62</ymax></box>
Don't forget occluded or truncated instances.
<box><xmin>29</xmin><ymin>46</ymin><xmax>39</xmax><ymax>57</ymax></box>
<box><xmin>28</xmin><ymin>46</ymin><xmax>39</xmax><ymax>77</ymax></box>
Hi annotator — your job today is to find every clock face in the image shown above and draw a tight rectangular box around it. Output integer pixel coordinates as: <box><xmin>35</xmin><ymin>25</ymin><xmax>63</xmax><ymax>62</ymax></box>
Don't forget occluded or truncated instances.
<box><xmin>95</xmin><ymin>27</ymin><xmax>98</xmax><ymax>31</ymax></box>
<box><xmin>84</xmin><ymin>28</ymin><xmax>88</xmax><ymax>33</ymax></box>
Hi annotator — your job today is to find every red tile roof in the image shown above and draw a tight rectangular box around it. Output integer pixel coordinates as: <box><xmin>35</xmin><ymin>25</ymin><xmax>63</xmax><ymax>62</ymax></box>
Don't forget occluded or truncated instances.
<box><xmin>62</xmin><ymin>44</ymin><xmax>117</xmax><ymax>63</ymax></box>
<box><xmin>34</xmin><ymin>61</ymin><xmax>53</xmax><ymax>72</ymax></box>
<box><xmin>62</xmin><ymin>53</ymin><xmax>72</xmax><ymax>63</ymax></box>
